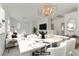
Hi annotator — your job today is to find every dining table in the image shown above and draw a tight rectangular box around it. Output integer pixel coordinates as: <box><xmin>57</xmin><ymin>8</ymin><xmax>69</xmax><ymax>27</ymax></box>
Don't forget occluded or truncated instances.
<box><xmin>17</xmin><ymin>34</ymin><xmax>68</xmax><ymax>55</ymax></box>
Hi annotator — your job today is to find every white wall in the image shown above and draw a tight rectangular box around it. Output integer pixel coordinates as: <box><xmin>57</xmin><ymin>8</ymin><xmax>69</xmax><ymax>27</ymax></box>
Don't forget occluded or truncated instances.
<box><xmin>36</xmin><ymin>16</ymin><xmax>65</xmax><ymax>35</ymax></box>
<box><xmin>37</xmin><ymin>17</ymin><xmax>48</xmax><ymax>32</ymax></box>
<box><xmin>37</xmin><ymin>17</ymin><xmax>52</xmax><ymax>34</ymax></box>
<box><xmin>9</xmin><ymin>17</ymin><xmax>36</xmax><ymax>35</ymax></box>
<box><xmin>64</xmin><ymin>11</ymin><xmax>78</xmax><ymax>36</ymax></box>
<box><xmin>2</xmin><ymin>3</ymin><xmax>77</xmax><ymax>36</ymax></box>
<box><xmin>53</xmin><ymin>17</ymin><xmax>64</xmax><ymax>35</ymax></box>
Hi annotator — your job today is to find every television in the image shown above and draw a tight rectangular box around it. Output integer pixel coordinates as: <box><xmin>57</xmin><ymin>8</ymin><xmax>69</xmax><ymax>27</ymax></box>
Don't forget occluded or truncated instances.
<box><xmin>39</xmin><ymin>23</ymin><xmax>47</xmax><ymax>30</ymax></box>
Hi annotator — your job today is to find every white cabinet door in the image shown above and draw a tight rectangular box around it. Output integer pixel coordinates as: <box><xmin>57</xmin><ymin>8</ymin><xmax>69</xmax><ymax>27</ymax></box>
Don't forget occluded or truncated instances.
<box><xmin>0</xmin><ymin>4</ymin><xmax>5</xmax><ymax>56</ymax></box>
<box><xmin>0</xmin><ymin>6</ymin><xmax>5</xmax><ymax>20</ymax></box>
<box><xmin>0</xmin><ymin>5</ymin><xmax>5</xmax><ymax>34</ymax></box>
<box><xmin>0</xmin><ymin>34</ymin><xmax>6</xmax><ymax>56</ymax></box>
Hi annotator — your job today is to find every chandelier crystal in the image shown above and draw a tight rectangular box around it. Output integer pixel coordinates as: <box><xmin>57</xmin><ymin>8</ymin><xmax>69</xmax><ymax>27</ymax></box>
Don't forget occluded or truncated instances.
<box><xmin>42</xmin><ymin>4</ymin><xmax>53</xmax><ymax>16</ymax></box>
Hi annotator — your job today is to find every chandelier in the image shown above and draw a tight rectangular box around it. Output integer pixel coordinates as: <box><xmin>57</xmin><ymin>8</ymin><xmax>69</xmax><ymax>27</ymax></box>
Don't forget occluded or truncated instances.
<box><xmin>42</xmin><ymin>4</ymin><xmax>53</xmax><ymax>16</ymax></box>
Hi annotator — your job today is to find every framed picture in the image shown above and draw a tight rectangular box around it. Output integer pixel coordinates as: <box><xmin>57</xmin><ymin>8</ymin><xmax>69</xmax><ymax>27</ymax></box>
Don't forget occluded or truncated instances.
<box><xmin>51</xmin><ymin>24</ymin><xmax>54</xmax><ymax>30</ymax></box>
<box><xmin>0</xmin><ymin>23</ymin><xmax>2</xmax><ymax>28</ymax></box>
<box><xmin>50</xmin><ymin>17</ymin><xmax>54</xmax><ymax>30</ymax></box>
<box><xmin>61</xmin><ymin>23</ymin><xmax>65</xmax><ymax>35</ymax></box>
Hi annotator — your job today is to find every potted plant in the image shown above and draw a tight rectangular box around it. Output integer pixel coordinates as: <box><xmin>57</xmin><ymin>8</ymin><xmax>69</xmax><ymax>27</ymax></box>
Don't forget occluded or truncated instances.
<box><xmin>33</xmin><ymin>27</ymin><xmax>37</xmax><ymax>34</ymax></box>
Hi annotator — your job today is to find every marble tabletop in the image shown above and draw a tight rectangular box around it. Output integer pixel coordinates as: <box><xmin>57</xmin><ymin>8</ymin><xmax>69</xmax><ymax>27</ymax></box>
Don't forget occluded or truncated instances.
<box><xmin>17</xmin><ymin>35</ymin><xmax>68</xmax><ymax>53</ymax></box>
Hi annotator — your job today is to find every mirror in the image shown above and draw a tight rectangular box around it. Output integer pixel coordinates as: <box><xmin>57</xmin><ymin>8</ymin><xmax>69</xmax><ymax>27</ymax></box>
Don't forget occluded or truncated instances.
<box><xmin>67</xmin><ymin>18</ymin><xmax>76</xmax><ymax>32</ymax></box>
<box><xmin>61</xmin><ymin>23</ymin><xmax>65</xmax><ymax>35</ymax></box>
<box><xmin>0</xmin><ymin>23</ymin><xmax>2</xmax><ymax>28</ymax></box>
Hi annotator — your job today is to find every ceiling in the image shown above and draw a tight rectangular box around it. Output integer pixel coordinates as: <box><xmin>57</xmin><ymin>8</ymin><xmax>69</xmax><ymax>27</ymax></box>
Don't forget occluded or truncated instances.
<box><xmin>2</xmin><ymin>3</ymin><xmax>77</xmax><ymax>21</ymax></box>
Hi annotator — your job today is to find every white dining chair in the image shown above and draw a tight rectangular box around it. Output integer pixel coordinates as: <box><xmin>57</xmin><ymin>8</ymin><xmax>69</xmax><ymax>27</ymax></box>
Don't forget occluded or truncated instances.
<box><xmin>63</xmin><ymin>38</ymin><xmax>76</xmax><ymax>56</ymax></box>
<box><xmin>47</xmin><ymin>42</ymin><xmax>66</xmax><ymax>56</ymax></box>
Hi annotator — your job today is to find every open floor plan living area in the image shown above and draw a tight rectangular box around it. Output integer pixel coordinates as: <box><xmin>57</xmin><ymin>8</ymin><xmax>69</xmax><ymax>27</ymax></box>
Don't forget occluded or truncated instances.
<box><xmin>0</xmin><ymin>3</ymin><xmax>79</xmax><ymax>56</ymax></box>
